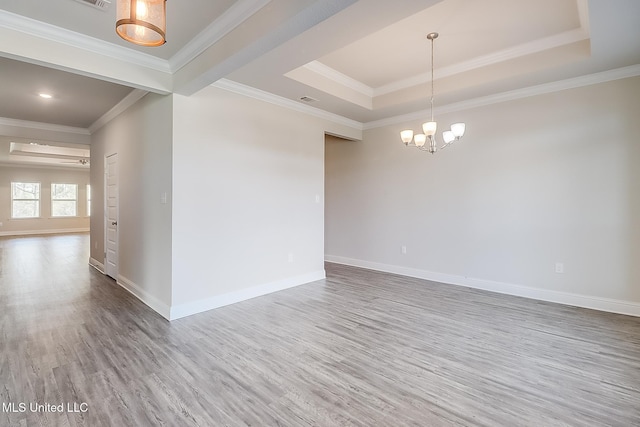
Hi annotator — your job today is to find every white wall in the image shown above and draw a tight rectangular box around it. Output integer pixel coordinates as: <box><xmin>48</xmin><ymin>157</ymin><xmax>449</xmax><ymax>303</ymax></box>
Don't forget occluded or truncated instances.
<box><xmin>90</xmin><ymin>92</ymin><xmax>173</xmax><ymax>317</ymax></box>
<box><xmin>0</xmin><ymin>164</ymin><xmax>89</xmax><ymax>236</ymax></box>
<box><xmin>171</xmin><ymin>86</ymin><xmax>353</xmax><ymax>319</ymax></box>
<box><xmin>326</xmin><ymin>76</ymin><xmax>640</xmax><ymax>315</ymax></box>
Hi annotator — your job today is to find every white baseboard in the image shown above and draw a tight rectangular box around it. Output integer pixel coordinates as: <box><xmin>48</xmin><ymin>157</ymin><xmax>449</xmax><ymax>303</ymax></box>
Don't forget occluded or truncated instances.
<box><xmin>89</xmin><ymin>257</ymin><xmax>105</xmax><ymax>274</ymax></box>
<box><xmin>169</xmin><ymin>270</ymin><xmax>326</xmax><ymax>321</ymax></box>
<box><xmin>87</xmin><ymin>258</ymin><xmax>170</xmax><ymax>319</ymax></box>
<box><xmin>325</xmin><ymin>255</ymin><xmax>640</xmax><ymax>318</ymax></box>
<box><xmin>117</xmin><ymin>275</ymin><xmax>171</xmax><ymax>321</ymax></box>
<box><xmin>0</xmin><ymin>228</ymin><xmax>89</xmax><ymax>237</ymax></box>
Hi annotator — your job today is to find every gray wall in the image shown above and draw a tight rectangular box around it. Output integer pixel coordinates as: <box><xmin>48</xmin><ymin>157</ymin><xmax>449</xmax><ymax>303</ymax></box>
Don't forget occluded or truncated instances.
<box><xmin>90</xmin><ymin>92</ymin><xmax>173</xmax><ymax>316</ymax></box>
<box><xmin>87</xmin><ymin>86</ymin><xmax>360</xmax><ymax>320</ymax></box>
<box><xmin>171</xmin><ymin>87</ymin><xmax>335</xmax><ymax>318</ymax></box>
<box><xmin>326</xmin><ymin>76</ymin><xmax>640</xmax><ymax>313</ymax></box>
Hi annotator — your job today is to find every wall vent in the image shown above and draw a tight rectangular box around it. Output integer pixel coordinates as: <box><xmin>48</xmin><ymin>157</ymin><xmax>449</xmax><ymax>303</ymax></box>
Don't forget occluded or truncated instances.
<box><xmin>73</xmin><ymin>0</ymin><xmax>111</xmax><ymax>11</ymax></box>
<box><xmin>299</xmin><ymin>96</ymin><xmax>318</xmax><ymax>103</ymax></box>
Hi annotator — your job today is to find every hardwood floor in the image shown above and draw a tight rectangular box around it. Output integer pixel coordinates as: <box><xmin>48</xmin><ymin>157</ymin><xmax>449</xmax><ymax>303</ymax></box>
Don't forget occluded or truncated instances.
<box><xmin>1</xmin><ymin>234</ymin><xmax>639</xmax><ymax>426</ymax></box>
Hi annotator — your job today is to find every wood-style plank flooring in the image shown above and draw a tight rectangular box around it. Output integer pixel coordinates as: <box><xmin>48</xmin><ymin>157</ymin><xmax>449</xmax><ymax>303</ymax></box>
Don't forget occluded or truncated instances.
<box><xmin>1</xmin><ymin>233</ymin><xmax>639</xmax><ymax>426</ymax></box>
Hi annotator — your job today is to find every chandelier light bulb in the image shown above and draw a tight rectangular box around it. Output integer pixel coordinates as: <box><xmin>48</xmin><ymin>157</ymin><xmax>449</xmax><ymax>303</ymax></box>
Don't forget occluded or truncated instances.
<box><xmin>422</xmin><ymin>121</ymin><xmax>437</xmax><ymax>136</ymax></box>
<box><xmin>451</xmin><ymin>123</ymin><xmax>466</xmax><ymax>138</ymax></box>
<box><xmin>443</xmin><ymin>130</ymin><xmax>454</xmax><ymax>144</ymax></box>
<box><xmin>414</xmin><ymin>134</ymin><xmax>427</xmax><ymax>147</ymax></box>
<box><xmin>136</xmin><ymin>1</ymin><xmax>148</xmax><ymax>18</ymax></box>
<box><xmin>401</xmin><ymin>130</ymin><xmax>414</xmax><ymax>144</ymax></box>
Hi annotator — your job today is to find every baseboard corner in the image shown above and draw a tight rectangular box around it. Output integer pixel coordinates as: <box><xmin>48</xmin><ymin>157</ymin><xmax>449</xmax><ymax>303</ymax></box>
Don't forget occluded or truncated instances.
<box><xmin>117</xmin><ymin>274</ymin><xmax>171</xmax><ymax>321</ymax></box>
<box><xmin>89</xmin><ymin>257</ymin><xmax>105</xmax><ymax>274</ymax></box>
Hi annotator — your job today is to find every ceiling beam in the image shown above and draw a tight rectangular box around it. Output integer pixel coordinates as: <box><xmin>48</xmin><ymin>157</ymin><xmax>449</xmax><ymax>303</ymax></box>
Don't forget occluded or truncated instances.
<box><xmin>172</xmin><ymin>0</ymin><xmax>358</xmax><ymax>96</ymax></box>
<box><xmin>0</xmin><ymin>10</ymin><xmax>172</xmax><ymax>94</ymax></box>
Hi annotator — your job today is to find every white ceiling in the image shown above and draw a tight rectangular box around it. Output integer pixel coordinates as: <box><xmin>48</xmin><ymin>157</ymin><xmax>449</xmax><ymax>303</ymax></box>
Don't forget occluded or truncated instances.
<box><xmin>0</xmin><ymin>0</ymin><xmax>639</xmax><ymax>163</ymax></box>
<box><xmin>0</xmin><ymin>56</ymin><xmax>132</xmax><ymax>128</ymax></box>
<box><xmin>319</xmin><ymin>0</ymin><xmax>582</xmax><ymax>89</ymax></box>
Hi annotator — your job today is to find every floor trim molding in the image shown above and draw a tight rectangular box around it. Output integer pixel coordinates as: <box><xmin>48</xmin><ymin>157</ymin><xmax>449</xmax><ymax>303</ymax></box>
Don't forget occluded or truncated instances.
<box><xmin>169</xmin><ymin>270</ymin><xmax>326</xmax><ymax>321</ymax></box>
<box><xmin>88</xmin><ymin>257</ymin><xmax>105</xmax><ymax>274</ymax></box>
<box><xmin>117</xmin><ymin>275</ymin><xmax>172</xmax><ymax>321</ymax></box>
<box><xmin>0</xmin><ymin>228</ymin><xmax>89</xmax><ymax>237</ymax></box>
<box><xmin>325</xmin><ymin>255</ymin><xmax>640</xmax><ymax>317</ymax></box>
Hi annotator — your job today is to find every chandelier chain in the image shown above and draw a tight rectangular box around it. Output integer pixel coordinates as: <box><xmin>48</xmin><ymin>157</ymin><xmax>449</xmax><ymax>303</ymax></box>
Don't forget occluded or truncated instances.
<box><xmin>430</xmin><ymin>34</ymin><xmax>435</xmax><ymax>122</ymax></box>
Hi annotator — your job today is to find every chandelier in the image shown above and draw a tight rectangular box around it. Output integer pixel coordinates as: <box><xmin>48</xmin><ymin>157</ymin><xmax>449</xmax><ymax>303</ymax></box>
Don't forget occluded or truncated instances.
<box><xmin>116</xmin><ymin>0</ymin><xmax>167</xmax><ymax>47</ymax></box>
<box><xmin>400</xmin><ymin>32</ymin><xmax>465</xmax><ymax>153</ymax></box>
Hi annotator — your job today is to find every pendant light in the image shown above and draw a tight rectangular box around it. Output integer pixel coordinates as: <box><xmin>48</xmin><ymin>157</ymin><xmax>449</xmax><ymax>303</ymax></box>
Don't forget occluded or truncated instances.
<box><xmin>400</xmin><ymin>32</ymin><xmax>465</xmax><ymax>153</ymax></box>
<box><xmin>116</xmin><ymin>0</ymin><xmax>166</xmax><ymax>47</ymax></box>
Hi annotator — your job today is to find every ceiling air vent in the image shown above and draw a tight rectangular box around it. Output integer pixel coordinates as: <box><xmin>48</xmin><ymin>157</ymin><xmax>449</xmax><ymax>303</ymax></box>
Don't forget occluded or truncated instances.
<box><xmin>73</xmin><ymin>0</ymin><xmax>111</xmax><ymax>11</ymax></box>
<box><xmin>299</xmin><ymin>96</ymin><xmax>318</xmax><ymax>103</ymax></box>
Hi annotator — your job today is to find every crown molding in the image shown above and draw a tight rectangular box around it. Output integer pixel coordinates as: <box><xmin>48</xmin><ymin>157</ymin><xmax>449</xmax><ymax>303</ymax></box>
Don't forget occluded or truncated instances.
<box><xmin>212</xmin><ymin>79</ymin><xmax>363</xmax><ymax>130</ymax></box>
<box><xmin>0</xmin><ymin>90</ymin><xmax>152</xmax><ymax>139</ymax></box>
<box><xmin>0</xmin><ymin>117</ymin><xmax>90</xmax><ymax>135</ymax></box>
<box><xmin>213</xmin><ymin>64</ymin><xmax>640</xmax><ymax>133</ymax></box>
<box><xmin>4</xmin><ymin>65</ymin><xmax>635</xmax><ymax>140</ymax></box>
<box><xmin>303</xmin><ymin>61</ymin><xmax>374</xmax><ymax>97</ymax></box>
<box><xmin>364</xmin><ymin>64</ymin><xmax>640</xmax><ymax>130</ymax></box>
<box><xmin>374</xmin><ymin>28</ymin><xmax>590</xmax><ymax>97</ymax></box>
<box><xmin>577</xmin><ymin>0</ymin><xmax>590</xmax><ymax>35</ymax></box>
<box><xmin>169</xmin><ymin>0</ymin><xmax>271</xmax><ymax>72</ymax></box>
<box><xmin>0</xmin><ymin>9</ymin><xmax>170</xmax><ymax>73</ymax></box>
<box><xmin>89</xmin><ymin>89</ymin><xmax>148</xmax><ymax>134</ymax></box>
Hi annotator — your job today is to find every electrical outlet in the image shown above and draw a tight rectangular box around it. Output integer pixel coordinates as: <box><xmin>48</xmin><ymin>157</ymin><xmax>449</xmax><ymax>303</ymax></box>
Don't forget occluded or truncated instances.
<box><xmin>401</xmin><ymin>245</ymin><xmax>407</xmax><ymax>254</ymax></box>
<box><xmin>0</xmin><ymin>221</ymin><xmax>3</xmax><ymax>227</ymax></box>
<box><xmin>288</xmin><ymin>253</ymin><xmax>294</xmax><ymax>263</ymax></box>
<box><xmin>555</xmin><ymin>262</ymin><xmax>564</xmax><ymax>274</ymax></box>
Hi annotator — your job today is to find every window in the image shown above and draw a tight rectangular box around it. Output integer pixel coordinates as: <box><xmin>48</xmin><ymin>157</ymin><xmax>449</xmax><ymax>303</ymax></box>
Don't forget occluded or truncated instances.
<box><xmin>11</xmin><ymin>182</ymin><xmax>41</xmax><ymax>218</ymax></box>
<box><xmin>87</xmin><ymin>184</ymin><xmax>91</xmax><ymax>216</ymax></box>
<box><xmin>51</xmin><ymin>183</ymin><xmax>78</xmax><ymax>217</ymax></box>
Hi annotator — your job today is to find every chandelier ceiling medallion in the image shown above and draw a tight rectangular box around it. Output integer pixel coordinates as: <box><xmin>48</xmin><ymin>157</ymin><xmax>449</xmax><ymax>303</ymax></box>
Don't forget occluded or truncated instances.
<box><xmin>400</xmin><ymin>32</ymin><xmax>465</xmax><ymax>153</ymax></box>
<box><xmin>116</xmin><ymin>0</ymin><xmax>167</xmax><ymax>47</ymax></box>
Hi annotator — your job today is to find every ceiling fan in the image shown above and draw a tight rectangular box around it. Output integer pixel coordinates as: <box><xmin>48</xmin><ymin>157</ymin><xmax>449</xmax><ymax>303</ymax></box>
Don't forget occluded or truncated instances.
<box><xmin>62</xmin><ymin>158</ymin><xmax>90</xmax><ymax>165</ymax></box>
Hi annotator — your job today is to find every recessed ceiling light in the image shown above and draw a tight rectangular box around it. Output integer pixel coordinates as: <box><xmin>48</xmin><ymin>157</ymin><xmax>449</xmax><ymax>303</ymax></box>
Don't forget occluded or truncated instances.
<box><xmin>39</xmin><ymin>93</ymin><xmax>53</xmax><ymax>99</ymax></box>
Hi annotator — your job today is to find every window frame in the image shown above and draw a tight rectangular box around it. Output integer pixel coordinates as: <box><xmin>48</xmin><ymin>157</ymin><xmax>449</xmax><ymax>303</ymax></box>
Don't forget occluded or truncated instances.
<box><xmin>11</xmin><ymin>181</ymin><xmax>41</xmax><ymax>219</ymax></box>
<box><xmin>51</xmin><ymin>183</ymin><xmax>78</xmax><ymax>218</ymax></box>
